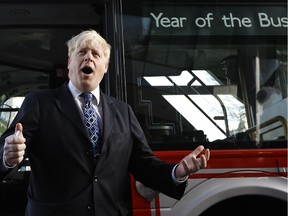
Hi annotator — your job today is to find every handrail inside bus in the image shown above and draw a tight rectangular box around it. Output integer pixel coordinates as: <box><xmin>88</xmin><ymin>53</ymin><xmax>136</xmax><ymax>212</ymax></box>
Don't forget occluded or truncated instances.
<box><xmin>245</xmin><ymin>116</ymin><xmax>288</xmax><ymax>139</ymax></box>
<box><xmin>165</xmin><ymin>72</ymin><xmax>229</xmax><ymax>137</ymax></box>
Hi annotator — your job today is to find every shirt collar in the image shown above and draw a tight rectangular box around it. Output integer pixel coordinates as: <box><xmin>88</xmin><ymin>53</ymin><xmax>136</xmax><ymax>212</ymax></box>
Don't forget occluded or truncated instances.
<box><xmin>68</xmin><ymin>80</ymin><xmax>100</xmax><ymax>105</ymax></box>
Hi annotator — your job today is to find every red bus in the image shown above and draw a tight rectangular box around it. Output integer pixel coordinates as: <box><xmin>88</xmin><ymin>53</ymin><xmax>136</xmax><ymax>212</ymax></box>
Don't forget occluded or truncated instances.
<box><xmin>0</xmin><ymin>0</ymin><xmax>287</xmax><ymax>215</ymax></box>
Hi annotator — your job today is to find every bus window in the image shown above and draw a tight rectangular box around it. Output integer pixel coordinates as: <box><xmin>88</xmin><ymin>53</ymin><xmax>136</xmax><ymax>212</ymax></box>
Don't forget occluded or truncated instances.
<box><xmin>0</xmin><ymin>3</ymin><xmax>105</xmax><ymax>215</ymax></box>
<box><xmin>0</xmin><ymin>3</ymin><xmax>104</xmax><ymax>136</ymax></box>
<box><xmin>0</xmin><ymin>97</ymin><xmax>25</xmax><ymax>136</ymax></box>
<box><xmin>123</xmin><ymin>0</ymin><xmax>287</xmax><ymax>148</ymax></box>
<box><xmin>0</xmin><ymin>28</ymin><xmax>89</xmax><ymax>136</ymax></box>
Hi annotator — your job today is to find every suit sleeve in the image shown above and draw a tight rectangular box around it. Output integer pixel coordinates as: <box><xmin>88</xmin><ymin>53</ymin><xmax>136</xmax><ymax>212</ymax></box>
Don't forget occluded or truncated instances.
<box><xmin>127</xmin><ymin>105</ymin><xmax>186</xmax><ymax>200</ymax></box>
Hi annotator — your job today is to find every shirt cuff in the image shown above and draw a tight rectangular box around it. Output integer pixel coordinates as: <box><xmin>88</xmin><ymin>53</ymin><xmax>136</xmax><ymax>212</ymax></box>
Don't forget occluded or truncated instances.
<box><xmin>172</xmin><ymin>164</ymin><xmax>189</xmax><ymax>184</ymax></box>
<box><xmin>2</xmin><ymin>153</ymin><xmax>16</xmax><ymax>171</ymax></box>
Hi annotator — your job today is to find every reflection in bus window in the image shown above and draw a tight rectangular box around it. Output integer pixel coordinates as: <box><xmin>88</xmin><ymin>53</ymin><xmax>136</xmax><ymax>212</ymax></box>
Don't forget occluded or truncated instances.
<box><xmin>0</xmin><ymin>97</ymin><xmax>24</xmax><ymax>135</ymax></box>
<box><xmin>124</xmin><ymin>2</ymin><xmax>287</xmax><ymax>148</ymax></box>
<box><xmin>143</xmin><ymin>70</ymin><xmax>247</xmax><ymax>141</ymax></box>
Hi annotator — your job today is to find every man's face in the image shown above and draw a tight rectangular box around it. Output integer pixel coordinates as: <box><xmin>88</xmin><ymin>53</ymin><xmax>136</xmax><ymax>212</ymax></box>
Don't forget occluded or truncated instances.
<box><xmin>67</xmin><ymin>45</ymin><xmax>108</xmax><ymax>92</ymax></box>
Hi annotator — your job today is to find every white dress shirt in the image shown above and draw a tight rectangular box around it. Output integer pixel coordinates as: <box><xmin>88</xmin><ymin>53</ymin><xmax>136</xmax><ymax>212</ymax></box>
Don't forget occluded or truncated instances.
<box><xmin>67</xmin><ymin>81</ymin><xmax>103</xmax><ymax>131</ymax></box>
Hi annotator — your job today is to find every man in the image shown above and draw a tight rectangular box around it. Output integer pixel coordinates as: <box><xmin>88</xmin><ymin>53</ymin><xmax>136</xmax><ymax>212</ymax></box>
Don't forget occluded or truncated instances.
<box><xmin>0</xmin><ymin>30</ymin><xmax>210</xmax><ymax>216</ymax></box>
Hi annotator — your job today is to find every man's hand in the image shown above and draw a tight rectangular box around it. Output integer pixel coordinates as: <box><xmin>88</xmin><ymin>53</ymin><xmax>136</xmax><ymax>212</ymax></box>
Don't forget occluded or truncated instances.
<box><xmin>175</xmin><ymin>145</ymin><xmax>210</xmax><ymax>180</ymax></box>
<box><xmin>3</xmin><ymin>123</ymin><xmax>26</xmax><ymax>167</ymax></box>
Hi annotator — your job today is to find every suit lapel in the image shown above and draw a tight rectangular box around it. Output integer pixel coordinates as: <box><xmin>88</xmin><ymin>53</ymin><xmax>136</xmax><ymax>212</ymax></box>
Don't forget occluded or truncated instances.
<box><xmin>100</xmin><ymin>93</ymin><xmax>116</xmax><ymax>149</ymax></box>
<box><xmin>53</xmin><ymin>85</ymin><xmax>117</xmax><ymax>154</ymax></box>
<box><xmin>54</xmin><ymin>84</ymin><xmax>89</xmax><ymax>139</ymax></box>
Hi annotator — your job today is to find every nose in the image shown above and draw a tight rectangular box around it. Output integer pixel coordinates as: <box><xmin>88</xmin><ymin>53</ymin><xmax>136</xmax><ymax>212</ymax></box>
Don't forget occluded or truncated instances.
<box><xmin>84</xmin><ymin>51</ymin><xmax>93</xmax><ymax>62</ymax></box>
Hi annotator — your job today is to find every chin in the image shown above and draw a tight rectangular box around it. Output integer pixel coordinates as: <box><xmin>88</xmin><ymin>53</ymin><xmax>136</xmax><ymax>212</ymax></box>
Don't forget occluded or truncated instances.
<box><xmin>81</xmin><ymin>82</ymin><xmax>97</xmax><ymax>92</ymax></box>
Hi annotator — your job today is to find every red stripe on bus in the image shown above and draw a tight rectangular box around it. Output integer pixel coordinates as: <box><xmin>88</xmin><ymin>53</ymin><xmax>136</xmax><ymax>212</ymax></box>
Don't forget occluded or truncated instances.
<box><xmin>154</xmin><ymin>149</ymin><xmax>288</xmax><ymax>169</ymax></box>
<box><xmin>155</xmin><ymin>196</ymin><xmax>161</xmax><ymax>216</ymax></box>
<box><xmin>190</xmin><ymin>172</ymin><xmax>287</xmax><ymax>179</ymax></box>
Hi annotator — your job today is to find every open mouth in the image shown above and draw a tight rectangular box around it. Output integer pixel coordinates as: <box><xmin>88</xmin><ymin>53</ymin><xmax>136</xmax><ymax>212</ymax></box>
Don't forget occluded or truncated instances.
<box><xmin>81</xmin><ymin>66</ymin><xmax>93</xmax><ymax>74</ymax></box>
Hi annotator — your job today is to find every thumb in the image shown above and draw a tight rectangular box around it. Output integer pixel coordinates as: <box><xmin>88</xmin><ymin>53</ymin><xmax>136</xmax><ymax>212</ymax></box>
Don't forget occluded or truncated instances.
<box><xmin>14</xmin><ymin>123</ymin><xmax>23</xmax><ymax>137</ymax></box>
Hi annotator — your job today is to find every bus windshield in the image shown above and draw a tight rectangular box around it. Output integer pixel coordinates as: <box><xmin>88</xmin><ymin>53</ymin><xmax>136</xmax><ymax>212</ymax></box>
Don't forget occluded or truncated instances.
<box><xmin>123</xmin><ymin>1</ymin><xmax>287</xmax><ymax>147</ymax></box>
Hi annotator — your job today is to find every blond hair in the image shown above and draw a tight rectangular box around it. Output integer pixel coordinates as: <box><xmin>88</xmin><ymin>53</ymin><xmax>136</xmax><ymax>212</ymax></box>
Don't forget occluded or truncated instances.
<box><xmin>66</xmin><ymin>29</ymin><xmax>111</xmax><ymax>63</ymax></box>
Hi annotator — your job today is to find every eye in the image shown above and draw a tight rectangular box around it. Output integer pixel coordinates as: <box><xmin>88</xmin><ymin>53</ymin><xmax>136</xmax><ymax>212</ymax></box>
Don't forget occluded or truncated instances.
<box><xmin>78</xmin><ymin>49</ymin><xmax>86</xmax><ymax>55</ymax></box>
<box><xmin>92</xmin><ymin>51</ymin><xmax>100</xmax><ymax>57</ymax></box>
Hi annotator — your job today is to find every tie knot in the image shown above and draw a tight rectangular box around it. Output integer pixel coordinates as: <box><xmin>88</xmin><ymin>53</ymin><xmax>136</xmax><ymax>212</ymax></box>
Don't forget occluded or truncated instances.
<box><xmin>82</xmin><ymin>92</ymin><xmax>93</xmax><ymax>103</ymax></box>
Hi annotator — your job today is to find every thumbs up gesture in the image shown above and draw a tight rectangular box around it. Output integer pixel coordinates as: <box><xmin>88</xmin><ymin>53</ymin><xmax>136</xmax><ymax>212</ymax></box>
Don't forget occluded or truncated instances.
<box><xmin>3</xmin><ymin>123</ymin><xmax>26</xmax><ymax>167</ymax></box>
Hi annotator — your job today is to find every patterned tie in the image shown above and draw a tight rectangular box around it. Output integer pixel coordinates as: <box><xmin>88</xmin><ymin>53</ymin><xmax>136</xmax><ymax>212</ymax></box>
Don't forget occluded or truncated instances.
<box><xmin>82</xmin><ymin>92</ymin><xmax>101</xmax><ymax>157</ymax></box>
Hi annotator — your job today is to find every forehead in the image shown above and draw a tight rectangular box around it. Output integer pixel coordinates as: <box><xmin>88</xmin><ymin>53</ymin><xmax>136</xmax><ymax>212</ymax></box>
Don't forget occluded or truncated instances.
<box><xmin>72</xmin><ymin>43</ymin><xmax>103</xmax><ymax>56</ymax></box>
<box><xmin>76</xmin><ymin>45</ymin><xmax>99</xmax><ymax>51</ymax></box>
<box><xmin>74</xmin><ymin>37</ymin><xmax>102</xmax><ymax>50</ymax></box>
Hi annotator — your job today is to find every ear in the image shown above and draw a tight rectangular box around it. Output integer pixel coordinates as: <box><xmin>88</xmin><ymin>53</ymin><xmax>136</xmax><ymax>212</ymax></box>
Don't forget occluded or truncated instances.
<box><xmin>67</xmin><ymin>58</ymin><xmax>71</xmax><ymax>69</ymax></box>
<box><xmin>104</xmin><ymin>63</ymin><xmax>109</xmax><ymax>74</ymax></box>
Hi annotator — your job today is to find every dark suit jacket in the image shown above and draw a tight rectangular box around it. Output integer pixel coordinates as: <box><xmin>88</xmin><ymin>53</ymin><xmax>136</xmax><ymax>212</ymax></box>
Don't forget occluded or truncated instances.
<box><xmin>0</xmin><ymin>84</ymin><xmax>186</xmax><ymax>216</ymax></box>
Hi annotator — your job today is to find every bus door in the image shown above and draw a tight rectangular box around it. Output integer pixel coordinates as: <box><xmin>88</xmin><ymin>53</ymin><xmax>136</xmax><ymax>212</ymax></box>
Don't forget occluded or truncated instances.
<box><xmin>0</xmin><ymin>1</ymin><xmax>111</xmax><ymax>215</ymax></box>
